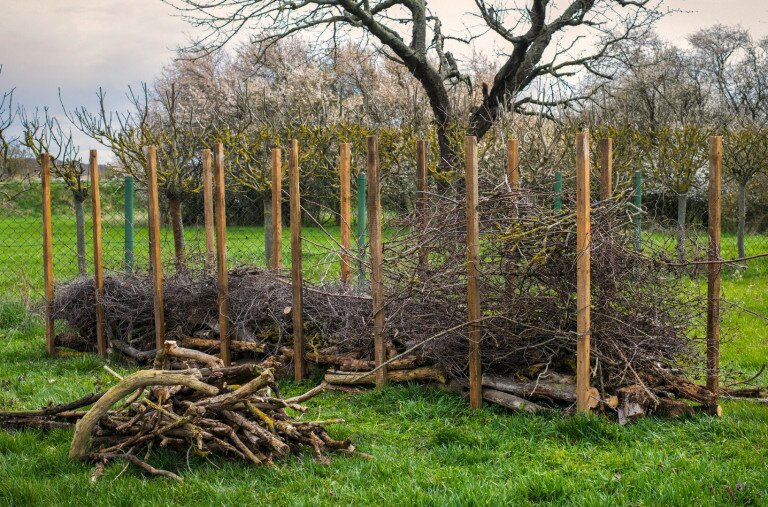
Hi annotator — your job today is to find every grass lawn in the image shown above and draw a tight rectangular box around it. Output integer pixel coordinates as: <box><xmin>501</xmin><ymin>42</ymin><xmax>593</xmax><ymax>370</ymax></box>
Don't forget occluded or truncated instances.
<box><xmin>0</xmin><ymin>181</ymin><xmax>767</xmax><ymax>505</ymax></box>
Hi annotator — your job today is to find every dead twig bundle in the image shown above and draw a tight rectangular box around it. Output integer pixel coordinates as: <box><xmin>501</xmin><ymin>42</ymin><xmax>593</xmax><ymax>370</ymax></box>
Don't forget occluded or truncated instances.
<box><xmin>1</xmin><ymin>345</ymin><xmax>365</xmax><ymax>480</ymax></box>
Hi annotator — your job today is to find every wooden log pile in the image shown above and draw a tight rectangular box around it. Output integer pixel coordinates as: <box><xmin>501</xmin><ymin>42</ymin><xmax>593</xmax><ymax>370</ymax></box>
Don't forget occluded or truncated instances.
<box><xmin>0</xmin><ymin>343</ymin><xmax>367</xmax><ymax>480</ymax></box>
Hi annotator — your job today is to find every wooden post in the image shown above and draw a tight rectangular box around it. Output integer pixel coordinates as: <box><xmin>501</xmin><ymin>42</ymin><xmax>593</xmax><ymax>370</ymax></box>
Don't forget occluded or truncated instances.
<box><xmin>706</xmin><ymin>136</ymin><xmax>722</xmax><ymax>403</ymax></box>
<box><xmin>575</xmin><ymin>132</ymin><xmax>592</xmax><ymax>413</ymax></box>
<box><xmin>289</xmin><ymin>139</ymin><xmax>305</xmax><ymax>381</ymax></box>
<box><xmin>41</xmin><ymin>153</ymin><xmax>55</xmax><ymax>356</ymax></box>
<box><xmin>146</xmin><ymin>146</ymin><xmax>165</xmax><ymax>351</ymax></box>
<box><xmin>123</xmin><ymin>176</ymin><xmax>134</xmax><ymax>273</ymax></box>
<box><xmin>271</xmin><ymin>148</ymin><xmax>283</xmax><ymax>271</ymax></box>
<box><xmin>339</xmin><ymin>143</ymin><xmax>351</xmax><ymax>284</ymax></box>
<box><xmin>416</xmin><ymin>139</ymin><xmax>429</xmax><ymax>275</ymax></box>
<box><xmin>90</xmin><ymin>150</ymin><xmax>107</xmax><ymax>359</ymax></box>
<box><xmin>599</xmin><ymin>138</ymin><xmax>613</xmax><ymax>200</ymax></box>
<box><xmin>202</xmin><ymin>149</ymin><xmax>215</xmax><ymax>273</ymax></box>
<box><xmin>465</xmin><ymin>136</ymin><xmax>482</xmax><ymax>409</ymax></box>
<box><xmin>213</xmin><ymin>143</ymin><xmax>231</xmax><ymax>366</ymax></box>
<box><xmin>367</xmin><ymin>136</ymin><xmax>386</xmax><ymax>388</ymax></box>
<box><xmin>507</xmin><ymin>138</ymin><xmax>519</xmax><ymax>189</ymax></box>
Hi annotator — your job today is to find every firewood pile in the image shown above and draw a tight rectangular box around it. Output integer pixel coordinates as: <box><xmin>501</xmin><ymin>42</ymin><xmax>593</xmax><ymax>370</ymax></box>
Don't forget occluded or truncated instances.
<box><xmin>0</xmin><ymin>342</ymin><xmax>367</xmax><ymax>480</ymax></box>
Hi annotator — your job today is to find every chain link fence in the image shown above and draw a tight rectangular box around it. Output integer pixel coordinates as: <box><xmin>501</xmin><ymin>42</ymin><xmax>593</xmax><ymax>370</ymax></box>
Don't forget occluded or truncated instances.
<box><xmin>0</xmin><ymin>142</ymin><xmax>766</xmax><ymax>324</ymax></box>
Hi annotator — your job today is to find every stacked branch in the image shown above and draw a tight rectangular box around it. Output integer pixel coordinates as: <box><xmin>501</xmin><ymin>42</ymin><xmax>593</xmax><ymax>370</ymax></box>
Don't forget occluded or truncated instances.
<box><xmin>1</xmin><ymin>344</ymin><xmax>364</xmax><ymax>480</ymax></box>
<box><xmin>50</xmin><ymin>179</ymin><xmax>740</xmax><ymax>420</ymax></box>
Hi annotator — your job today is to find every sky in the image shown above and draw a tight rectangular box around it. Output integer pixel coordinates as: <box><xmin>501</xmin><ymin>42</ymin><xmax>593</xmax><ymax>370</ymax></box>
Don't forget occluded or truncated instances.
<box><xmin>2</xmin><ymin>0</ymin><xmax>767</xmax><ymax>162</ymax></box>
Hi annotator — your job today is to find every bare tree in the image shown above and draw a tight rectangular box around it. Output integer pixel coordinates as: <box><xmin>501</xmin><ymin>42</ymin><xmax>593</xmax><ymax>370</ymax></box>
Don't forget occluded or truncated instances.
<box><xmin>724</xmin><ymin>124</ymin><xmax>768</xmax><ymax>258</ymax></box>
<box><xmin>66</xmin><ymin>83</ymin><xmax>207</xmax><ymax>272</ymax></box>
<box><xmin>0</xmin><ymin>66</ymin><xmax>16</xmax><ymax>180</ymax></box>
<box><xmin>20</xmin><ymin>107</ymin><xmax>89</xmax><ymax>275</ymax></box>
<box><xmin>164</xmin><ymin>0</ymin><xmax>663</xmax><ymax>172</ymax></box>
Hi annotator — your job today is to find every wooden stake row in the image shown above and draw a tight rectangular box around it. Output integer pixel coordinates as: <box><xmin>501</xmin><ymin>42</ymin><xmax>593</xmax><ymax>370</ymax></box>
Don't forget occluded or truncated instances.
<box><xmin>40</xmin><ymin>134</ymin><xmax>721</xmax><ymax>418</ymax></box>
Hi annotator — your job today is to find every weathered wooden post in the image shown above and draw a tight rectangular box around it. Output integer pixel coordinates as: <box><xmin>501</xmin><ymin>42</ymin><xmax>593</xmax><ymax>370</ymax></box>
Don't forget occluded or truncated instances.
<box><xmin>339</xmin><ymin>143</ymin><xmax>352</xmax><ymax>284</ymax></box>
<box><xmin>146</xmin><ymin>146</ymin><xmax>165</xmax><ymax>351</ymax></box>
<box><xmin>271</xmin><ymin>148</ymin><xmax>283</xmax><ymax>271</ymax></box>
<box><xmin>213</xmin><ymin>143</ymin><xmax>231</xmax><ymax>366</ymax></box>
<box><xmin>575</xmin><ymin>132</ymin><xmax>592</xmax><ymax>413</ymax></box>
<box><xmin>90</xmin><ymin>150</ymin><xmax>107</xmax><ymax>359</ymax></box>
<box><xmin>416</xmin><ymin>139</ymin><xmax>429</xmax><ymax>275</ymax></box>
<box><xmin>41</xmin><ymin>153</ymin><xmax>55</xmax><ymax>355</ymax></box>
<box><xmin>367</xmin><ymin>136</ymin><xmax>386</xmax><ymax>388</ymax></box>
<box><xmin>123</xmin><ymin>176</ymin><xmax>134</xmax><ymax>273</ymax></box>
<box><xmin>465</xmin><ymin>136</ymin><xmax>482</xmax><ymax>409</ymax></box>
<box><xmin>289</xmin><ymin>139</ymin><xmax>305</xmax><ymax>381</ymax></box>
<box><xmin>599</xmin><ymin>138</ymin><xmax>613</xmax><ymax>200</ymax></box>
<box><xmin>507</xmin><ymin>138</ymin><xmax>519</xmax><ymax>189</ymax></box>
<box><xmin>202</xmin><ymin>149</ymin><xmax>215</xmax><ymax>273</ymax></box>
<box><xmin>706</xmin><ymin>136</ymin><xmax>722</xmax><ymax>409</ymax></box>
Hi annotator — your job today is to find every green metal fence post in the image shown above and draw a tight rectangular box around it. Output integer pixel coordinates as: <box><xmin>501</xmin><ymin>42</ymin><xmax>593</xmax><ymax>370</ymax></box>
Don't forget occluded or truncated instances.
<box><xmin>124</xmin><ymin>176</ymin><xmax>135</xmax><ymax>272</ymax></box>
<box><xmin>553</xmin><ymin>171</ymin><xmax>563</xmax><ymax>212</ymax></box>
<box><xmin>357</xmin><ymin>171</ymin><xmax>367</xmax><ymax>285</ymax></box>
<box><xmin>633</xmin><ymin>170</ymin><xmax>643</xmax><ymax>251</ymax></box>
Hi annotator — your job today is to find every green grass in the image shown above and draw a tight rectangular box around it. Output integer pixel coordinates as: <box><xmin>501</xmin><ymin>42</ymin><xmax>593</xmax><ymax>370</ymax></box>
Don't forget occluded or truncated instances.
<box><xmin>1</xmin><ymin>316</ymin><xmax>768</xmax><ymax>506</ymax></box>
<box><xmin>0</xmin><ymin>191</ymin><xmax>767</xmax><ymax>505</ymax></box>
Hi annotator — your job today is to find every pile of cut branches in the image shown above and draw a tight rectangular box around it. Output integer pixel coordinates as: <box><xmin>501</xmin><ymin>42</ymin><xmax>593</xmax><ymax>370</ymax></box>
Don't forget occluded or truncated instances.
<box><xmin>0</xmin><ymin>342</ymin><xmax>365</xmax><ymax>480</ymax></box>
<box><xmin>49</xmin><ymin>180</ymin><xmax>743</xmax><ymax>421</ymax></box>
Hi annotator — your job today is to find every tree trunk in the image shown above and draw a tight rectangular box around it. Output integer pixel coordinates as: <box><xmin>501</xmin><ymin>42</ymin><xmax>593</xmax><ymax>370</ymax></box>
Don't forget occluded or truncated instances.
<box><xmin>676</xmin><ymin>193</ymin><xmax>688</xmax><ymax>264</ymax></box>
<box><xmin>737</xmin><ymin>179</ymin><xmax>747</xmax><ymax>259</ymax></box>
<box><xmin>263</xmin><ymin>192</ymin><xmax>273</xmax><ymax>267</ymax></box>
<box><xmin>73</xmin><ymin>196</ymin><xmax>87</xmax><ymax>276</ymax></box>
<box><xmin>168</xmin><ymin>196</ymin><xmax>186</xmax><ymax>273</ymax></box>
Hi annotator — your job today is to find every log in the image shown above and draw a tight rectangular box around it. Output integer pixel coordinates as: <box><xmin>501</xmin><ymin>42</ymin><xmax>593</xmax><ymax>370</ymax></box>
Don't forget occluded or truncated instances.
<box><xmin>180</xmin><ymin>337</ymin><xmax>266</xmax><ymax>354</ymax></box>
<box><xmin>655</xmin><ymin>374</ymin><xmax>717</xmax><ymax>406</ymax></box>
<box><xmin>0</xmin><ymin>392</ymin><xmax>103</xmax><ymax>418</ymax></box>
<box><xmin>306</xmin><ymin>351</ymin><xmax>426</xmax><ymax>371</ymax></box>
<box><xmin>483</xmin><ymin>388</ymin><xmax>546</xmax><ymax>413</ymax></box>
<box><xmin>324</xmin><ymin>367</ymin><xmax>445</xmax><ymax>385</ymax></box>
<box><xmin>111</xmin><ymin>340</ymin><xmax>156</xmax><ymax>363</ymax></box>
<box><xmin>482</xmin><ymin>375</ymin><xmax>599</xmax><ymax>408</ymax></box>
<box><xmin>616</xmin><ymin>384</ymin><xmax>657</xmax><ymax>425</ymax></box>
<box><xmin>161</xmin><ymin>341</ymin><xmax>224</xmax><ymax>368</ymax></box>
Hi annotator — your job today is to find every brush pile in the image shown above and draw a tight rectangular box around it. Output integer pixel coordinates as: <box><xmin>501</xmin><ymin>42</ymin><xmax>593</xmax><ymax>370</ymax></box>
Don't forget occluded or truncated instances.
<box><xmin>50</xmin><ymin>182</ymin><xmax>727</xmax><ymax>420</ymax></box>
<box><xmin>0</xmin><ymin>343</ymin><xmax>365</xmax><ymax>480</ymax></box>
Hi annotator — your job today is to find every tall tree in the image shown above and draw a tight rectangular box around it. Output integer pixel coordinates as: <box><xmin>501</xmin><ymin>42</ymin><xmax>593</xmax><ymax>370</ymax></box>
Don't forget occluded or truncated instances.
<box><xmin>165</xmin><ymin>0</ymin><xmax>663</xmax><ymax>171</ymax></box>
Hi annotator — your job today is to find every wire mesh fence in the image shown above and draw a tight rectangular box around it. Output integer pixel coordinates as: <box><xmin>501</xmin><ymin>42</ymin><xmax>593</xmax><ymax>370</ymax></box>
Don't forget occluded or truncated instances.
<box><xmin>0</xmin><ymin>136</ymin><xmax>766</xmax><ymax>327</ymax></box>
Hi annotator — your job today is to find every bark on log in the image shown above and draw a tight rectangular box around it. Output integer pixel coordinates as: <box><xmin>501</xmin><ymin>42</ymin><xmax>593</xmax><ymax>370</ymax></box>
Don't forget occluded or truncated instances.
<box><xmin>111</xmin><ymin>340</ymin><xmax>156</xmax><ymax>363</ymax></box>
<box><xmin>482</xmin><ymin>388</ymin><xmax>546</xmax><ymax>413</ymax></box>
<box><xmin>324</xmin><ymin>367</ymin><xmax>445</xmax><ymax>385</ymax></box>
<box><xmin>180</xmin><ymin>337</ymin><xmax>266</xmax><ymax>354</ymax></box>
<box><xmin>655</xmin><ymin>374</ymin><xmax>717</xmax><ymax>406</ymax></box>
<box><xmin>482</xmin><ymin>375</ymin><xmax>599</xmax><ymax>408</ymax></box>
<box><xmin>616</xmin><ymin>384</ymin><xmax>657</xmax><ymax>425</ymax></box>
<box><xmin>162</xmin><ymin>341</ymin><xmax>224</xmax><ymax>368</ymax></box>
<box><xmin>307</xmin><ymin>351</ymin><xmax>426</xmax><ymax>371</ymax></box>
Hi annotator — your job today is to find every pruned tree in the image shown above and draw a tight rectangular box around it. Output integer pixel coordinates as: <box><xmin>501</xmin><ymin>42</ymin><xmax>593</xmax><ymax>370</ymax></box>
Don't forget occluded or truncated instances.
<box><xmin>638</xmin><ymin>124</ymin><xmax>711</xmax><ymax>263</ymax></box>
<box><xmin>66</xmin><ymin>83</ymin><xmax>208</xmax><ymax>273</ymax></box>
<box><xmin>0</xmin><ymin>66</ymin><xmax>16</xmax><ymax>180</ymax></box>
<box><xmin>723</xmin><ymin>124</ymin><xmax>768</xmax><ymax>258</ymax></box>
<box><xmin>165</xmin><ymin>0</ymin><xmax>664</xmax><ymax>173</ymax></box>
<box><xmin>20</xmin><ymin>107</ymin><xmax>89</xmax><ymax>275</ymax></box>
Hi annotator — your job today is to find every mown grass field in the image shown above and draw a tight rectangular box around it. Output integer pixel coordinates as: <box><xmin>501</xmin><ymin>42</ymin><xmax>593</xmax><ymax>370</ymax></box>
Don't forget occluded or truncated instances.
<box><xmin>0</xmin><ymin>180</ymin><xmax>767</xmax><ymax>505</ymax></box>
